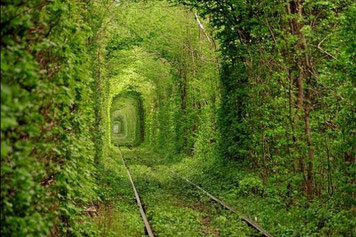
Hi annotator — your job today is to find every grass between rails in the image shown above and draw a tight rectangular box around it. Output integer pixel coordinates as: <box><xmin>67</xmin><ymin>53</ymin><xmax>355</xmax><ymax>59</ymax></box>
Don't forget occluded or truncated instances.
<box><xmin>95</xmin><ymin>147</ymin><xmax>259</xmax><ymax>236</ymax></box>
<box><xmin>93</xmin><ymin>149</ymin><xmax>144</xmax><ymax>236</ymax></box>
<box><xmin>121</xmin><ymin>147</ymin><xmax>258</xmax><ymax>237</ymax></box>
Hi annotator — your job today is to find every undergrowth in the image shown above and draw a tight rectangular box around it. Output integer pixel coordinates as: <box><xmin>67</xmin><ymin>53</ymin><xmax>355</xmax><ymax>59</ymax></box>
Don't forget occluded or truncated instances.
<box><xmin>170</xmin><ymin>154</ymin><xmax>355</xmax><ymax>236</ymax></box>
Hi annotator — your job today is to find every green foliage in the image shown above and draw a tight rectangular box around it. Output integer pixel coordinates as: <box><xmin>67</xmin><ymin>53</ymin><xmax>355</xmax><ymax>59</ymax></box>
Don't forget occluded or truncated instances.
<box><xmin>176</xmin><ymin>0</ymin><xmax>355</xmax><ymax>226</ymax></box>
<box><xmin>110</xmin><ymin>93</ymin><xmax>144</xmax><ymax>146</ymax></box>
<box><xmin>2</xmin><ymin>0</ymin><xmax>355</xmax><ymax>236</ymax></box>
<box><xmin>1</xmin><ymin>0</ymin><xmax>103</xmax><ymax>235</ymax></box>
<box><xmin>238</xmin><ymin>177</ymin><xmax>264</xmax><ymax>196</ymax></box>
<box><xmin>100</xmin><ymin>0</ymin><xmax>219</xmax><ymax>159</ymax></box>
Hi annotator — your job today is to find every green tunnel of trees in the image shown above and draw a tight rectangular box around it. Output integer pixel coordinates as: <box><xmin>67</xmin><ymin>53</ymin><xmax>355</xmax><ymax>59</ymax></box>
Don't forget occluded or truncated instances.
<box><xmin>110</xmin><ymin>92</ymin><xmax>144</xmax><ymax>147</ymax></box>
<box><xmin>1</xmin><ymin>0</ymin><xmax>355</xmax><ymax>236</ymax></box>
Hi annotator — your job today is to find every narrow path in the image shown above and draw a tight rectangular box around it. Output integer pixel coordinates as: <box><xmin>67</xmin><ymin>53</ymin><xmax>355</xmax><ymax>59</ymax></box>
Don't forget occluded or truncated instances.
<box><xmin>120</xmin><ymin>148</ymin><xmax>262</xmax><ymax>237</ymax></box>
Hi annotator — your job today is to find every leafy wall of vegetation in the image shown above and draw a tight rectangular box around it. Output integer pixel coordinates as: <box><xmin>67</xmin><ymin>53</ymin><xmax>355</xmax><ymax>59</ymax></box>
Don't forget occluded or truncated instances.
<box><xmin>0</xmin><ymin>0</ymin><xmax>111</xmax><ymax>235</ymax></box>
<box><xmin>175</xmin><ymin>0</ymin><xmax>355</xmax><ymax>234</ymax></box>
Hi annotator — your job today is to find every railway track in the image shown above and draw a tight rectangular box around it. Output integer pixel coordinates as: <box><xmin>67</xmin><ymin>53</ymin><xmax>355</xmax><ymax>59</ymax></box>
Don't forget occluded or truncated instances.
<box><xmin>169</xmin><ymin>170</ymin><xmax>273</xmax><ymax>237</ymax></box>
<box><xmin>119</xmin><ymin>148</ymin><xmax>273</xmax><ymax>237</ymax></box>
<box><xmin>119</xmin><ymin>149</ymin><xmax>154</xmax><ymax>237</ymax></box>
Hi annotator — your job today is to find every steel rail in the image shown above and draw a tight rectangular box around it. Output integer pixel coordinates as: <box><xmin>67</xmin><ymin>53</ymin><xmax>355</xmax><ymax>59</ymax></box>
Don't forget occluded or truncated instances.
<box><xmin>169</xmin><ymin>169</ymin><xmax>274</xmax><ymax>237</ymax></box>
<box><xmin>118</xmin><ymin>149</ymin><xmax>155</xmax><ymax>237</ymax></box>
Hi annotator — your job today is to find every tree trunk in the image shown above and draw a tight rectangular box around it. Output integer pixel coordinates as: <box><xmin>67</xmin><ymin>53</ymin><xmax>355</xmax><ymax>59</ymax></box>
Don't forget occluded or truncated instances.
<box><xmin>287</xmin><ymin>0</ymin><xmax>315</xmax><ymax>199</ymax></box>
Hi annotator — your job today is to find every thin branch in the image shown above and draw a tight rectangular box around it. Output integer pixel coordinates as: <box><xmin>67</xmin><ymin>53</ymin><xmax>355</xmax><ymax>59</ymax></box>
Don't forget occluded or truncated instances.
<box><xmin>194</xmin><ymin>12</ymin><xmax>212</xmax><ymax>43</ymax></box>
<box><xmin>317</xmin><ymin>32</ymin><xmax>338</xmax><ymax>60</ymax></box>
<box><xmin>265</xmin><ymin>18</ymin><xmax>277</xmax><ymax>46</ymax></box>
